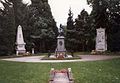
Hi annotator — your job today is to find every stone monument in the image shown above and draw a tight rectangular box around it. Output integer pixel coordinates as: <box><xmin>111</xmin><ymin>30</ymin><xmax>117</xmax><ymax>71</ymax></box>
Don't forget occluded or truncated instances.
<box><xmin>16</xmin><ymin>25</ymin><xmax>26</xmax><ymax>55</ymax></box>
<box><xmin>32</xmin><ymin>48</ymin><xmax>34</xmax><ymax>54</ymax></box>
<box><xmin>55</xmin><ymin>35</ymin><xmax>66</xmax><ymax>58</ymax></box>
<box><xmin>31</xmin><ymin>43</ymin><xmax>35</xmax><ymax>54</ymax></box>
<box><xmin>96</xmin><ymin>28</ymin><xmax>107</xmax><ymax>52</ymax></box>
<box><xmin>55</xmin><ymin>24</ymin><xmax>66</xmax><ymax>58</ymax></box>
<box><xmin>49</xmin><ymin>68</ymin><xmax>74</xmax><ymax>83</ymax></box>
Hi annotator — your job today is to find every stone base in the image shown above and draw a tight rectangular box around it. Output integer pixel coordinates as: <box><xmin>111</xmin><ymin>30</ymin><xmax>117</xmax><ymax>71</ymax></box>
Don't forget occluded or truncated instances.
<box><xmin>16</xmin><ymin>50</ymin><xmax>26</xmax><ymax>56</ymax></box>
<box><xmin>49</xmin><ymin>68</ymin><xmax>74</xmax><ymax>83</ymax></box>
<box><xmin>49</xmin><ymin>54</ymin><xmax>73</xmax><ymax>59</ymax></box>
<box><xmin>66</xmin><ymin>55</ymin><xmax>73</xmax><ymax>58</ymax></box>
<box><xmin>49</xmin><ymin>55</ymin><xmax>56</xmax><ymax>58</ymax></box>
<box><xmin>55</xmin><ymin>52</ymin><xmax>66</xmax><ymax>57</ymax></box>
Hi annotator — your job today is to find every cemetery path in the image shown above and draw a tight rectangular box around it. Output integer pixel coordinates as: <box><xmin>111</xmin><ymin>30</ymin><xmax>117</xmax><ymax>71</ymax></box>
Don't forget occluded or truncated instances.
<box><xmin>1</xmin><ymin>55</ymin><xmax>120</xmax><ymax>63</ymax></box>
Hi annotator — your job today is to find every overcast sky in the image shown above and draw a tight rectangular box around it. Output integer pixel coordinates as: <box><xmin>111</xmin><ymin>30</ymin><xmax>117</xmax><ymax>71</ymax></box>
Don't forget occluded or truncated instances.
<box><xmin>1</xmin><ymin>0</ymin><xmax>92</xmax><ymax>27</ymax></box>
<box><xmin>23</xmin><ymin>0</ymin><xmax>92</xmax><ymax>27</ymax></box>
<box><xmin>48</xmin><ymin>0</ymin><xmax>92</xmax><ymax>27</ymax></box>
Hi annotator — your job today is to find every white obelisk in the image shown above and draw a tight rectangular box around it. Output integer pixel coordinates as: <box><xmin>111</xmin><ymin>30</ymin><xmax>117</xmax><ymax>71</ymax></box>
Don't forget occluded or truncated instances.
<box><xmin>16</xmin><ymin>25</ymin><xmax>26</xmax><ymax>55</ymax></box>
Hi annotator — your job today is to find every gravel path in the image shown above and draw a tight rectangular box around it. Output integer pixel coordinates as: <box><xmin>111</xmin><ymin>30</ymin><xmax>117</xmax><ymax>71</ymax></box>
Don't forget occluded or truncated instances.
<box><xmin>1</xmin><ymin>55</ymin><xmax>120</xmax><ymax>63</ymax></box>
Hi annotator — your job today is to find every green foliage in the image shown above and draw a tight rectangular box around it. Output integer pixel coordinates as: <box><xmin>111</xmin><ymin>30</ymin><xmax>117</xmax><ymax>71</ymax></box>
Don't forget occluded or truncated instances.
<box><xmin>26</xmin><ymin>0</ymin><xmax>58</xmax><ymax>52</ymax></box>
<box><xmin>88</xmin><ymin>0</ymin><xmax>109</xmax><ymax>29</ymax></box>
<box><xmin>74</xmin><ymin>9</ymin><xmax>94</xmax><ymax>51</ymax></box>
<box><xmin>66</xmin><ymin>8</ymin><xmax>77</xmax><ymax>51</ymax></box>
<box><xmin>0</xmin><ymin>0</ymin><xmax>31</xmax><ymax>55</ymax></box>
<box><xmin>87</xmin><ymin>0</ymin><xmax>120</xmax><ymax>51</ymax></box>
<box><xmin>66</xmin><ymin>8</ymin><xmax>94</xmax><ymax>52</ymax></box>
<box><xmin>0</xmin><ymin>0</ymin><xmax>58</xmax><ymax>55</ymax></box>
<box><xmin>0</xmin><ymin>0</ymin><xmax>16</xmax><ymax>55</ymax></box>
<box><xmin>107</xmin><ymin>0</ymin><xmax>120</xmax><ymax>51</ymax></box>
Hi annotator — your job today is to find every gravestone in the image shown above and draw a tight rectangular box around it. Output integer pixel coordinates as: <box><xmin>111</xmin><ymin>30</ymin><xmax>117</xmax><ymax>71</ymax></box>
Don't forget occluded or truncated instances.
<box><xmin>55</xmin><ymin>35</ymin><xmax>66</xmax><ymax>58</ymax></box>
<box><xmin>49</xmin><ymin>68</ymin><xmax>74</xmax><ymax>83</ymax></box>
<box><xmin>96</xmin><ymin>28</ymin><xmax>107</xmax><ymax>52</ymax></box>
<box><xmin>31</xmin><ymin>43</ymin><xmax>35</xmax><ymax>54</ymax></box>
<box><xmin>32</xmin><ymin>48</ymin><xmax>34</xmax><ymax>54</ymax></box>
<box><xmin>54</xmin><ymin>24</ymin><xmax>66</xmax><ymax>58</ymax></box>
<box><xmin>16</xmin><ymin>25</ymin><xmax>26</xmax><ymax>55</ymax></box>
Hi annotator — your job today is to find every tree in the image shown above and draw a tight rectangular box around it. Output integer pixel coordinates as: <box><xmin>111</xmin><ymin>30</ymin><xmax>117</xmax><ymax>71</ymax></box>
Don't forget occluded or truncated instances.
<box><xmin>26</xmin><ymin>0</ymin><xmax>58</xmax><ymax>52</ymax></box>
<box><xmin>0</xmin><ymin>0</ymin><xmax>58</xmax><ymax>55</ymax></box>
<box><xmin>107</xmin><ymin>0</ymin><xmax>120</xmax><ymax>51</ymax></box>
<box><xmin>66</xmin><ymin>8</ymin><xmax>77</xmax><ymax>52</ymax></box>
<box><xmin>0</xmin><ymin>0</ymin><xmax>16</xmax><ymax>55</ymax></box>
<box><xmin>74</xmin><ymin>9</ymin><xmax>93</xmax><ymax>51</ymax></box>
<box><xmin>87</xmin><ymin>0</ymin><xmax>112</xmax><ymax>51</ymax></box>
<box><xmin>88</xmin><ymin>0</ymin><xmax>120</xmax><ymax>51</ymax></box>
<box><xmin>88</xmin><ymin>0</ymin><xmax>109</xmax><ymax>29</ymax></box>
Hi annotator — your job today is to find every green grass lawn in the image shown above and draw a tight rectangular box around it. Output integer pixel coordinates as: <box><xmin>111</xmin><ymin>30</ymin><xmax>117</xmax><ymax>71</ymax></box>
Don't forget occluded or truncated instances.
<box><xmin>0</xmin><ymin>58</ymin><xmax>120</xmax><ymax>83</ymax></box>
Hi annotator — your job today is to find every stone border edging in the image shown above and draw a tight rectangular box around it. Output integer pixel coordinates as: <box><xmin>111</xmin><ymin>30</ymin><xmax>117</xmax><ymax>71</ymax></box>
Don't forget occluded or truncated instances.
<box><xmin>1</xmin><ymin>55</ymin><xmax>120</xmax><ymax>63</ymax></box>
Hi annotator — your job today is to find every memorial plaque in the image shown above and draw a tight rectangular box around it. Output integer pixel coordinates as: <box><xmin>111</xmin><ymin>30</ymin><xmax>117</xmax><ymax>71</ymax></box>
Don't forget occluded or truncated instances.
<box><xmin>96</xmin><ymin>28</ymin><xmax>107</xmax><ymax>52</ymax></box>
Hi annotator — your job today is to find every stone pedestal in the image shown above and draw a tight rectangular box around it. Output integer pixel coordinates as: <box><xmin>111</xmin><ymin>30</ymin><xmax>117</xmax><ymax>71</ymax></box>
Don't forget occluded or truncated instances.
<box><xmin>16</xmin><ymin>25</ymin><xmax>26</xmax><ymax>55</ymax></box>
<box><xmin>55</xmin><ymin>36</ymin><xmax>66</xmax><ymax>58</ymax></box>
<box><xmin>49</xmin><ymin>68</ymin><xmax>74</xmax><ymax>83</ymax></box>
<box><xmin>96</xmin><ymin>28</ymin><xmax>107</xmax><ymax>52</ymax></box>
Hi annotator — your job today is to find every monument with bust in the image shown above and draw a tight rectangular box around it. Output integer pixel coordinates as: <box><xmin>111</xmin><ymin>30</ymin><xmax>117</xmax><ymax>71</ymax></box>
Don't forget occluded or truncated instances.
<box><xmin>55</xmin><ymin>24</ymin><xmax>66</xmax><ymax>58</ymax></box>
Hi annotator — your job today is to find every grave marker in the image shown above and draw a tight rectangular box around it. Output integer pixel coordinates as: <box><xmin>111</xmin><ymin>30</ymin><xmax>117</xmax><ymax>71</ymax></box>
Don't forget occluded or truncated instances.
<box><xmin>96</xmin><ymin>28</ymin><xmax>107</xmax><ymax>52</ymax></box>
<box><xmin>16</xmin><ymin>25</ymin><xmax>26</xmax><ymax>55</ymax></box>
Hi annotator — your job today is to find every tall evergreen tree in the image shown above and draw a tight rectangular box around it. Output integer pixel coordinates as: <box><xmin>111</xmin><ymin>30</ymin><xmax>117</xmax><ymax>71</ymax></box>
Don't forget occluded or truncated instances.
<box><xmin>74</xmin><ymin>9</ymin><xmax>93</xmax><ymax>51</ymax></box>
<box><xmin>66</xmin><ymin>8</ymin><xmax>77</xmax><ymax>51</ymax></box>
<box><xmin>26</xmin><ymin>0</ymin><xmax>58</xmax><ymax>52</ymax></box>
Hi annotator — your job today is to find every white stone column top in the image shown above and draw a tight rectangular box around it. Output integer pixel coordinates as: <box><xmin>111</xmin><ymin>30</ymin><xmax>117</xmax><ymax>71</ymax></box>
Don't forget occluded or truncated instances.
<box><xmin>16</xmin><ymin>25</ymin><xmax>26</xmax><ymax>45</ymax></box>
